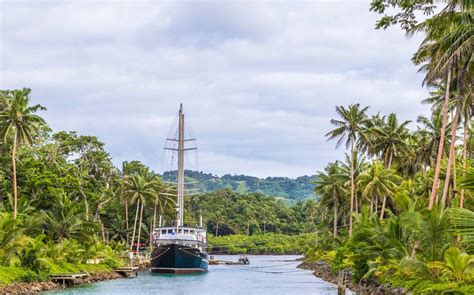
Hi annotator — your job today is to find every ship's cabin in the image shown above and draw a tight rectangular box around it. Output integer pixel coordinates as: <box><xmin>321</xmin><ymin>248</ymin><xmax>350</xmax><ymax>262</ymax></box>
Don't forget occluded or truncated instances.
<box><xmin>152</xmin><ymin>226</ymin><xmax>207</xmax><ymax>249</ymax></box>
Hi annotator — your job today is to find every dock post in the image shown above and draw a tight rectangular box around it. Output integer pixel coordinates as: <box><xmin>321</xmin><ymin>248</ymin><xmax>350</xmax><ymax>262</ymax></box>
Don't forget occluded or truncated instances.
<box><xmin>337</xmin><ymin>270</ymin><xmax>346</xmax><ymax>295</ymax></box>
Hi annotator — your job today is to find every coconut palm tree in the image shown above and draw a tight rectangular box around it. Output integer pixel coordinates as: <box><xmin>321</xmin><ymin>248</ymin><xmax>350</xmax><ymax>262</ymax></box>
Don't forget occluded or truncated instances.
<box><xmin>411</xmin><ymin>1</ymin><xmax>473</xmax><ymax>209</ymax></box>
<box><xmin>123</xmin><ymin>174</ymin><xmax>156</xmax><ymax>253</ymax></box>
<box><xmin>0</xmin><ymin>88</ymin><xmax>46</xmax><ymax>218</ymax></box>
<box><xmin>326</xmin><ymin>103</ymin><xmax>369</xmax><ymax>236</ymax></box>
<box><xmin>368</xmin><ymin>113</ymin><xmax>411</xmax><ymax>168</ymax></box>
<box><xmin>314</xmin><ymin>162</ymin><xmax>346</xmax><ymax>238</ymax></box>
<box><xmin>338</xmin><ymin>152</ymin><xmax>367</xmax><ymax>216</ymax></box>
<box><xmin>416</xmin><ymin>113</ymin><xmax>451</xmax><ymax>167</ymax></box>
<box><xmin>357</xmin><ymin>161</ymin><xmax>401</xmax><ymax>220</ymax></box>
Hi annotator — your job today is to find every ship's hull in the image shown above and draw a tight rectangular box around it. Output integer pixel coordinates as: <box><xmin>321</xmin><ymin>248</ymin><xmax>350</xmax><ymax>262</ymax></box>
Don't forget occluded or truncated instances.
<box><xmin>150</xmin><ymin>243</ymin><xmax>209</xmax><ymax>274</ymax></box>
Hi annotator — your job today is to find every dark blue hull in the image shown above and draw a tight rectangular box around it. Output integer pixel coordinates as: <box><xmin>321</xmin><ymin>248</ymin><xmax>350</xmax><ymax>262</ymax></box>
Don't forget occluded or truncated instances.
<box><xmin>150</xmin><ymin>243</ymin><xmax>209</xmax><ymax>274</ymax></box>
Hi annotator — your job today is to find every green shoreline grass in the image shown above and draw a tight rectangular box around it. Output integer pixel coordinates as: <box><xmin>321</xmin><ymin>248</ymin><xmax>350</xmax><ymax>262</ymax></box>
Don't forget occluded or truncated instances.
<box><xmin>0</xmin><ymin>262</ymin><xmax>116</xmax><ymax>285</ymax></box>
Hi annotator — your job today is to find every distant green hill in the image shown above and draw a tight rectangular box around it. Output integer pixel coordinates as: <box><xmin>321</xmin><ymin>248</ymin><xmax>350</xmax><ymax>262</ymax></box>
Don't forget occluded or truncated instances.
<box><xmin>162</xmin><ymin>170</ymin><xmax>317</xmax><ymax>201</ymax></box>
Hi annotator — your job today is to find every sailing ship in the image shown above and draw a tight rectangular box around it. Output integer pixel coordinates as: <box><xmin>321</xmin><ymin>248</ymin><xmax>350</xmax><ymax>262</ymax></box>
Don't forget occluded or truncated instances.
<box><xmin>150</xmin><ymin>104</ymin><xmax>209</xmax><ymax>274</ymax></box>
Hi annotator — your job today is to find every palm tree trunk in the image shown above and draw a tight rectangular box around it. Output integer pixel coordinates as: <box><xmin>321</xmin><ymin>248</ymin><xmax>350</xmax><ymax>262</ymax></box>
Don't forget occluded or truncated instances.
<box><xmin>12</xmin><ymin>129</ymin><xmax>18</xmax><ymax>219</ymax></box>
<box><xmin>441</xmin><ymin>102</ymin><xmax>460</xmax><ymax>206</ymax></box>
<box><xmin>349</xmin><ymin>140</ymin><xmax>355</xmax><ymax>237</ymax></box>
<box><xmin>333</xmin><ymin>191</ymin><xmax>338</xmax><ymax>238</ymax></box>
<box><xmin>101</xmin><ymin>219</ymin><xmax>106</xmax><ymax>243</ymax></box>
<box><xmin>130</xmin><ymin>201</ymin><xmax>140</xmax><ymax>252</ymax></box>
<box><xmin>370</xmin><ymin>197</ymin><xmax>374</xmax><ymax>214</ymax></box>
<box><xmin>149</xmin><ymin>216</ymin><xmax>153</xmax><ymax>250</ymax></box>
<box><xmin>380</xmin><ymin>195</ymin><xmax>387</xmax><ymax>220</ymax></box>
<box><xmin>125</xmin><ymin>200</ymin><xmax>129</xmax><ymax>245</ymax></box>
<box><xmin>137</xmin><ymin>202</ymin><xmax>144</xmax><ymax>260</ymax></box>
<box><xmin>460</xmin><ymin>120</ymin><xmax>468</xmax><ymax>208</ymax></box>
<box><xmin>388</xmin><ymin>152</ymin><xmax>393</xmax><ymax>169</ymax></box>
<box><xmin>429</xmin><ymin>70</ymin><xmax>451</xmax><ymax>209</ymax></box>
<box><xmin>342</xmin><ymin>207</ymin><xmax>347</xmax><ymax>227</ymax></box>
<box><xmin>355</xmin><ymin>194</ymin><xmax>359</xmax><ymax>214</ymax></box>
<box><xmin>450</xmin><ymin>140</ymin><xmax>457</xmax><ymax>207</ymax></box>
<box><xmin>153</xmin><ymin>201</ymin><xmax>157</xmax><ymax>230</ymax></box>
<box><xmin>375</xmin><ymin>196</ymin><xmax>378</xmax><ymax>214</ymax></box>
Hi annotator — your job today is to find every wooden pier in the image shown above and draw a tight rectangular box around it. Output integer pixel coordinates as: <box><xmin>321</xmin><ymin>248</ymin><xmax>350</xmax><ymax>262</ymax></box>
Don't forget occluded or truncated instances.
<box><xmin>50</xmin><ymin>273</ymin><xmax>90</xmax><ymax>287</ymax></box>
<box><xmin>114</xmin><ymin>266</ymin><xmax>139</xmax><ymax>277</ymax></box>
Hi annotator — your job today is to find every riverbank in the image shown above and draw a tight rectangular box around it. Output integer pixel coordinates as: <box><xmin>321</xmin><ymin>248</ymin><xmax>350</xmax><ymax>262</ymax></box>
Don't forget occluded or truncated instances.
<box><xmin>0</xmin><ymin>271</ymin><xmax>122</xmax><ymax>294</ymax></box>
<box><xmin>298</xmin><ymin>260</ymin><xmax>406</xmax><ymax>295</ymax></box>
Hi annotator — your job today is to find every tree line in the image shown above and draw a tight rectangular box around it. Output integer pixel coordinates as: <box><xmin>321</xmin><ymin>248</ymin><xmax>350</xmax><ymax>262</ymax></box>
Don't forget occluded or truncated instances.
<box><xmin>0</xmin><ymin>89</ymin><xmax>319</xmax><ymax>283</ymax></box>
<box><xmin>308</xmin><ymin>0</ymin><xmax>473</xmax><ymax>293</ymax></box>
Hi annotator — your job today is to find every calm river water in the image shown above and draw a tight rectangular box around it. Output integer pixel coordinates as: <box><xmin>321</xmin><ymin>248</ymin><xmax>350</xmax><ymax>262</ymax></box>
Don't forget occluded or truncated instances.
<box><xmin>45</xmin><ymin>255</ymin><xmax>344</xmax><ymax>295</ymax></box>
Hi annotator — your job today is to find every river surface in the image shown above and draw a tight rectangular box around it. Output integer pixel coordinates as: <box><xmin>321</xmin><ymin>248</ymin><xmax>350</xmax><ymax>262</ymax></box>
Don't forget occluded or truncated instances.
<box><xmin>45</xmin><ymin>255</ymin><xmax>344</xmax><ymax>295</ymax></box>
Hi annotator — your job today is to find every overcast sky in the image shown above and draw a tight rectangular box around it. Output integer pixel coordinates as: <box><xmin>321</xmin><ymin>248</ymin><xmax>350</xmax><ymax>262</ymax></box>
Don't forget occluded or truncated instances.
<box><xmin>0</xmin><ymin>0</ymin><xmax>431</xmax><ymax>178</ymax></box>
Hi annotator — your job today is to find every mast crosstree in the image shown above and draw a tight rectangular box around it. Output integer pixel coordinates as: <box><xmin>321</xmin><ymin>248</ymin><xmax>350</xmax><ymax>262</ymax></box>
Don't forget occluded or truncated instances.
<box><xmin>162</xmin><ymin>103</ymin><xmax>197</xmax><ymax>227</ymax></box>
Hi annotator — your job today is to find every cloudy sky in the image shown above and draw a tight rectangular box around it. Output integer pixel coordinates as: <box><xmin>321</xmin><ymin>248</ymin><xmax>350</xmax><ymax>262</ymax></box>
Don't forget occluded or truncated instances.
<box><xmin>0</xmin><ymin>0</ymin><xmax>431</xmax><ymax>178</ymax></box>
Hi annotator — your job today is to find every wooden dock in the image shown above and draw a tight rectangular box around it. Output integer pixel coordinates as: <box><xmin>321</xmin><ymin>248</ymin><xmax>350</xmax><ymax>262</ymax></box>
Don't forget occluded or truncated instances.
<box><xmin>50</xmin><ymin>273</ymin><xmax>90</xmax><ymax>287</ymax></box>
<box><xmin>114</xmin><ymin>267</ymin><xmax>139</xmax><ymax>277</ymax></box>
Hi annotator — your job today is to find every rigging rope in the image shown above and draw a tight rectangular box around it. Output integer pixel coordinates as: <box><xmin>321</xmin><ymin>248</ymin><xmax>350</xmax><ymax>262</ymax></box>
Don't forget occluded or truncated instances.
<box><xmin>226</xmin><ymin>265</ymin><xmax>308</xmax><ymax>274</ymax></box>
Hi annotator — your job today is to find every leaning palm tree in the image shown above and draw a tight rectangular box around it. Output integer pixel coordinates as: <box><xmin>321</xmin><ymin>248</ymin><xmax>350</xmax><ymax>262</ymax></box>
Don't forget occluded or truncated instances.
<box><xmin>357</xmin><ymin>161</ymin><xmax>401</xmax><ymax>220</ymax></box>
<box><xmin>411</xmin><ymin>1</ymin><xmax>473</xmax><ymax>209</ymax></box>
<box><xmin>0</xmin><ymin>88</ymin><xmax>46</xmax><ymax>219</ymax></box>
<box><xmin>326</xmin><ymin>104</ymin><xmax>369</xmax><ymax>236</ymax></box>
<box><xmin>416</xmin><ymin>113</ymin><xmax>451</xmax><ymax>167</ymax></box>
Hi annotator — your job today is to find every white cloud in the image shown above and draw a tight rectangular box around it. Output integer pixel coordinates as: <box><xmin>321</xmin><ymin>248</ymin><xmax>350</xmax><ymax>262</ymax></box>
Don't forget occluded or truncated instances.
<box><xmin>0</xmin><ymin>0</ymin><xmax>431</xmax><ymax>178</ymax></box>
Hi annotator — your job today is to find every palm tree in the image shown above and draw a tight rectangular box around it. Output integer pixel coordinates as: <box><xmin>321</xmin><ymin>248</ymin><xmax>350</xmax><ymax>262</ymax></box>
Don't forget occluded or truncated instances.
<box><xmin>314</xmin><ymin>162</ymin><xmax>346</xmax><ymax>238</ymax></box>
<box><xmin>123</xmin><ymin>174</ymin><xmax>156</xmax><ymax>253</ymax></box>
<box><xmin>0</xmin><ymin>88</ymin><xmax>46</xmax><ymax>218</ymax></box>
<box><xmin>416</xmin><ymin>113</ymin><xmax>451</xmax><ymax>167</ymax></box>
<box><xmin>120</xmin><ymin>161</ymin><xmax>146</xmax><ymax>243</ymax></box>
<box><xmin>0</xmin><ymin>213</ymin><xmax>24</xmax><ymax>265</ymax></box>
<box><xmin>304</xmin><ymin>199</ymin><xmax>319</xmax><ymax>232</ymax></box>
<box><xmin>43</xmin><ymin>191</ymin><xmax>87</xmax><ymax>242</ymax></box>
<box><xmin>357</xmin><ymin>161</ymin><xmax>401</xmax><ymax>220</ymax></box>
<box><xmin>338</xmin><ymin>152</ymin><xmax>367</xmax><ymax>217</ymax></box>
<box><xmin>368</xmin><ymin>113</ymin><xmax>411</xmax><ymax>168</ymax></box>
<box><xmin>411</xmin><ymin>1</ymin><xmax>473</xmax><ymax>209</ymax></box>
<box><xmin>459</xmin><ymin>102</ymin><xmax>473</xmax><ymax>208</ymax></box>
<box><xmin>326</xmin><ymin>103</ymin><xmax>369</xmax><ymax>236</ymax></box>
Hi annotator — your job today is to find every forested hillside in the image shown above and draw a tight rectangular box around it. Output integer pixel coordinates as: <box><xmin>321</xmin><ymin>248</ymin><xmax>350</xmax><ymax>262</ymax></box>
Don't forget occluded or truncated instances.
<box><xmin>163</xmin><ymin>170</ymin><xmax>316</xmax><ymax>202</ymax></box>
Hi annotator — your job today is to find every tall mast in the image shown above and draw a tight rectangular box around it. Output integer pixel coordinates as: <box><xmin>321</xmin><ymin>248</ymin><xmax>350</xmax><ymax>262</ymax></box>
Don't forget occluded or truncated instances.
<box><xmin>177</xmin><ymin>103</ymin><xmax>185</xmax><ymax>226</ymax></box>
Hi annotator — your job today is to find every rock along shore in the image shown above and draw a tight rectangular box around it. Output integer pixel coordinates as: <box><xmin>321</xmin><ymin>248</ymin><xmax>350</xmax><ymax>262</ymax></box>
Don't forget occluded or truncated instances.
<box><xmin>298</xmin><ymin>260</ymin><xmax>407</xmax><ymax>295</ymax></box>
<box><xmin>0</xmin><ymin>271</ymin><xmax>122</xmax><ymax>294</ymax></box>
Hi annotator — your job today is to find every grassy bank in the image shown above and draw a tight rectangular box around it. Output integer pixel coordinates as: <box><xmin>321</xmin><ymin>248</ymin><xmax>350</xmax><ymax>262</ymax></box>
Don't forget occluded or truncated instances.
<box><xmin>208</xmin><ymin>233</ymin><xmax>314</xmax><ymax>255</ymax></box>
<box><xmin>0</xmin><ymin>262</ymin><xmax>116</xmax><ymax>286</ymax></box>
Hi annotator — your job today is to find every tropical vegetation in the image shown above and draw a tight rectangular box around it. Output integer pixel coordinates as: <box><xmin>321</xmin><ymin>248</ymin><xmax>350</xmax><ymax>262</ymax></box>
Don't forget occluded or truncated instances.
<box><xmin>306</xmin><ymin>0</ymin><xmax>473</xmax><ymax>293</ymax></box>
<box><xmin>0</xmin><ymin>89</ymin><xmax>320</xmax><ymax>286</ymax></box>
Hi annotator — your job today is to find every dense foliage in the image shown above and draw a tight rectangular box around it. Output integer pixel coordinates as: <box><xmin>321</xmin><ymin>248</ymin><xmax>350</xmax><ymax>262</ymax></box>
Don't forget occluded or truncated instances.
<box><xmin>164</xmin><ymin>170</ymin><xmax>316</xmax><ymax>202</ymax></box>
<box><xmin>306</xmin><ymin>1</ymin><xmax>473</xmax><ymax>293</ymax></box>
<box><xmin>0</xmin><ymin>89</ymin><xmax>317</xmax><ymax>285</ymax></box>
<box><xmin>186</xmin><ymin>189</ymin><xmax>318</xmax><ymax>236</ymax></box>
